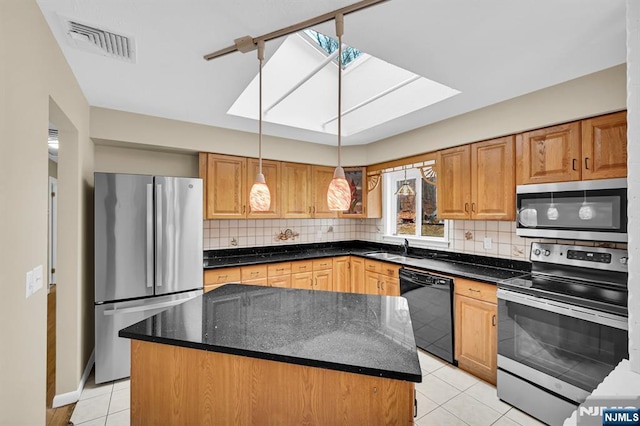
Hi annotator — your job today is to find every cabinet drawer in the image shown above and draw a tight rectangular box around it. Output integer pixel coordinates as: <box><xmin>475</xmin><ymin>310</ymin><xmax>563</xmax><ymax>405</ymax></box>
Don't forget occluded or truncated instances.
<box><xmin>380</xmin><ymin>263</ymin><xmax>399</xmax><ymax>278</ymax></box>
<box><xmin>241</xmin><ymin>265</ymin><xmax>268</xmax><ymax>281</ymax></box>
<box><xmin>364</xmin><ymin>259</ymin><xmax>382</xmax><ymax>274</ymax></box>
<box><xmin>204</xmin><ymin>283</ymin><xmax>226</xmax><ymax>293</ymax></box>
<box><xmin>268</xmin><ymin>262</ymin><xmax>292</xmax><ymax>277</ymax></box>
<box><xmin>204</xmin><ymin>267</ymin><xmax>241</xmax><ymax>285</ymax></box>
<box><xmin>291</xmin><ymin>260</ymin><xmax>313</xmax><ymax>274</ymax></box>
<box><xmin>454</xmin><ymin>278</ymin><xmax>497</xmax><ymax>303</ymax></box>
<box><xmin>312</xmin><ymin>259</ymin><xmax>332</xmax><ymax>271</ymax></box>
<box><xmin>242</xmin><ymin>277</ymin><xmax>268</xmax><ymax>286</ymax></box>
<box><xmin>268</xmin><ymin>275</ymin><xmax>291</xmax><ymax>288</ymax></box>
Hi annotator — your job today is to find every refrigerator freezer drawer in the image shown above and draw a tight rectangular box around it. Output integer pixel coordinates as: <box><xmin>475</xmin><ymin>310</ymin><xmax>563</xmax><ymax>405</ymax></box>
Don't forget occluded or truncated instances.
<box><xmin>94</xmin><ymin>290</ymin><xmax>202</xmax><ymax>384</ymax></box>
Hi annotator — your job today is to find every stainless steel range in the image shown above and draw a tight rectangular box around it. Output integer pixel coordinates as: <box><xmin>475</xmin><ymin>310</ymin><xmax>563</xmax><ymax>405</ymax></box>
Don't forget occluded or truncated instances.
<box><xmin>496</xmin><ymin>242</ymin><xmax>628</xmax><ymax>426</ymax></box>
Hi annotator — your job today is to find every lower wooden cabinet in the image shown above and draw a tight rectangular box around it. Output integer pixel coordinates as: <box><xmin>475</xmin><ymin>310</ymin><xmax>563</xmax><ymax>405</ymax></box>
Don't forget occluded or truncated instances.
<box><xmin>333</xmin><ymin>256</ymin><xmax>351</xmax><ymax>292</ymax></box>
<box><xmin>350</xmin><ymin>257</ymin><xmax>366</xmax><ymax>294</ymax></box>
<box><xmin>291</xmin><ymin>271</ymin><xmax>313</xmax><ymax>290</ymax></box>
<box><xmin>204</xmin><ymin>256</ymin><xmax>399</xmax><ymax>296</ymax></box>
<box><xmin>454</xmin><ymin>278</ymin><xmax>497</xmax><ymax>385</ymax></box>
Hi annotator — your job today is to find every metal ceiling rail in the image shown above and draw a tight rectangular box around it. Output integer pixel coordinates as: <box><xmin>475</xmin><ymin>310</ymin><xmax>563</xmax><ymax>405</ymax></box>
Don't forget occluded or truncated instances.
<box><xmin>321</xmin><ymin>75</ymin><xmax>420</xmax><ymax>126</ymax></box>
<box><xmin>202</xmin><ymin>0</ymin><xmax>389</xmax><ymax>61</ymax></box>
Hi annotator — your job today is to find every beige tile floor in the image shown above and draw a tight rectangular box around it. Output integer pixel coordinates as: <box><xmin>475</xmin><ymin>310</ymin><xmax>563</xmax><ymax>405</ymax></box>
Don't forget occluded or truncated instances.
<box><xmin>71</xmin><ymin>350</ymin><xmax>547</xmax><ymax>425</ymax></box>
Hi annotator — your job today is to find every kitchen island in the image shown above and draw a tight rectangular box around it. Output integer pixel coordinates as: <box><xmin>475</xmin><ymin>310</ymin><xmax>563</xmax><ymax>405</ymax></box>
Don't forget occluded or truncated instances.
<box><xmin>119</xmin><ymin>284</ymin><xmax>421</xmax><ymax>425</ymax></box>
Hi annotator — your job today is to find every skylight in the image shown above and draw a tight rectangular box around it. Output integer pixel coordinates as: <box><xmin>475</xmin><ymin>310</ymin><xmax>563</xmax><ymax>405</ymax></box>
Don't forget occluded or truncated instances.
<box><xmin>227</xmin><ymin>30</ymin><xmax>460</xmax><ymax>142</ymax></box>
<box><xmin>303</xmin><ymin>29</ymin><xmax>362</xmax><ymax>68</ymax></box>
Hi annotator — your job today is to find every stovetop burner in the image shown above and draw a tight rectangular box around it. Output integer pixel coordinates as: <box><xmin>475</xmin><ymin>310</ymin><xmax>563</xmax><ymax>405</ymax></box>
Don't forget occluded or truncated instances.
<box><xmin>498</xmin><ymin>242</ymin><xmax>629</xmax><ymax>316</ymax></box>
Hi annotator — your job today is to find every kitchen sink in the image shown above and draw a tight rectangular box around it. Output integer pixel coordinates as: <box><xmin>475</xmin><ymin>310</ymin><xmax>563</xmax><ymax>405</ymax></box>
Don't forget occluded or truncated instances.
<box><xmin>365</xmin><ymin>252</ymin><xmax>421</xmax><ymax>262</ymax></box>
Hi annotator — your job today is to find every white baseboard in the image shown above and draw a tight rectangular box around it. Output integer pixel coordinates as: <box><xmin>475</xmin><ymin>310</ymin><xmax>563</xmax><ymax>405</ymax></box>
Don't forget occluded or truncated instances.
<box><xmin>52</xmin><ymin>349</ymin><xmax>95</xmax><ymax>408</ymax></box>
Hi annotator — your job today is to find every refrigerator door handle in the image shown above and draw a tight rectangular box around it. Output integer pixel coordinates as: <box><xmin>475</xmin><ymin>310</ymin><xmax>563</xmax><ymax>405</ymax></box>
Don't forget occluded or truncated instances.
<box><xmin>155</xmin><ymin>183</ymin><xmax>163</xmax><ymax>288</ymax></box>
<box><xmin>146</xmin><ymin>184</ymin><xmax>154</xmax><ymax>288</ymax></box>
<box><xmin>102</xmin><ymin>299</ymin><xmax>184</xmax><ymax>316</ymax></box>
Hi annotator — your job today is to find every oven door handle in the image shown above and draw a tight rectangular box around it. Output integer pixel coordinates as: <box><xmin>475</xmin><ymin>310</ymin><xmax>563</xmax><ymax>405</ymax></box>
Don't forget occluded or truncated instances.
<box><xmin>497</xmin><ymin>289</ymin><xmax>628</xmax><ymax>330</ymax></box>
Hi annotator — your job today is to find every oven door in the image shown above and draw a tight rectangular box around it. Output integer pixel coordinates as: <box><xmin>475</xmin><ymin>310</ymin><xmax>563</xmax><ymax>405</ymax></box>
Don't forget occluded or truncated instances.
<box><xmin>515</xmin><ymin>178</ymin><xmax>627</xmax><ymax>242</ymax></box>
<box><xmin>497</xmin><ymin>289</ymin><xmax>628</xmax><ymax>402</ymax></box>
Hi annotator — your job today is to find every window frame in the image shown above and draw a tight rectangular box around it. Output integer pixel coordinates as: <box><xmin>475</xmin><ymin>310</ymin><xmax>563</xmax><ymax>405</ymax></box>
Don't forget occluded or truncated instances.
<box><xmin>382</xmin><ymin>167</ymin><xmax>449</xmax><ymax>249</ymax></box>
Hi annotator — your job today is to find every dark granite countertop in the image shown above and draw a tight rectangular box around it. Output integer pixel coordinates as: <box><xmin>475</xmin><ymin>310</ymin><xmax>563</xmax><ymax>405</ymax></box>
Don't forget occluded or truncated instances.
<box><xmin>203</xmin><ymin>241</ymin><xmax>530</xmax><ymax>284</ymax></box>
<box><xmin>119</xmin><ymin>284</ymin><xmax>422</xmax><ymax>383</ymax></box>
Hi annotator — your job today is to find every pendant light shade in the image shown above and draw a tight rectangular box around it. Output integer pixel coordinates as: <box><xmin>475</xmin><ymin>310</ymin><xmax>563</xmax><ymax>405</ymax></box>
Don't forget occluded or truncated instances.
<box><xmin>327</xmin><ymin>13</ymin><xmax>352</xmax><ymax>211</ymax></box>
<box><xmin>249</xmin><ymin>40</ymin><xmax>271</xmax><ymax>212</ymax></box>
<box><xmin>395</xmin><ymin>167</ymin><xmax>415</xmax><ymax>196</ymax></box>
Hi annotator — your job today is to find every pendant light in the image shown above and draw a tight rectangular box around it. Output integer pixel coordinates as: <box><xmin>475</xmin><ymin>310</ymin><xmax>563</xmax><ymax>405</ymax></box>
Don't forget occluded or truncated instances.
<box><xmin>249</xmin><ymin>40</ymin><xmax>271</xmax><ymax>212</ymax></box>
<box><xmin>395</xmin><ymin>166</ymin><xmax>415</xmax><ymax>196</ymax></box>
<box><xmin>327</xmin><ymin>13</ymin><xmax>352</xmax><ymax>211</ymax></box>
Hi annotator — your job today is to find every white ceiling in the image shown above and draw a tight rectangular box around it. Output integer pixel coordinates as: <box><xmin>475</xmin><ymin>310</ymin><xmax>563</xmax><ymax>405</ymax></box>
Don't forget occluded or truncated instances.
<box><xmin>36</xmin><ymin>0</ymin><xmax>627</xmax><ymax>146</ymax></box>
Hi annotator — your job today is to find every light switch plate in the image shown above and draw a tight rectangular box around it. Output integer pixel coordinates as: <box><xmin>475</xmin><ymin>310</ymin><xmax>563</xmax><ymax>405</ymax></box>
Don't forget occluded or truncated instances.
<box><xmin>25</xmin><ymin>270</ymin><xmax>34</xmax><ymax>298</ymax></box>
<box><xmin>33</xmin><ymin>265</ymin><xmax>44</xmax><ymax>293</ymax></box>
<box><xmin>483</xmin><ymin>237</ymin><xmax>493</xmax><ymax>250</ymax></box>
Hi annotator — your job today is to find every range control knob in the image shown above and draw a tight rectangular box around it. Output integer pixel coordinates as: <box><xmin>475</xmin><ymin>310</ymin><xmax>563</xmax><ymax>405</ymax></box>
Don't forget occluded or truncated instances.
<box><xmin>544</xmin><ymin>250</ymin><xmax>551</xmax><ymax>256</ymax></box>
<box><xmin>533</xmin><ymin>249</ymin><xmax>541</xmax><ymax>256</ymax></box>
<box><xmin>620</xmin><ymin>257</ymin><xmax>628</xmax><ymax>265</ymax></box>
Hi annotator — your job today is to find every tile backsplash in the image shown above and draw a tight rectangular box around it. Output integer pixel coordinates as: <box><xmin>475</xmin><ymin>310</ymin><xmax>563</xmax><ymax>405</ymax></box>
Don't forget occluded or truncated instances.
<box><xmin>204</xmin><ymin>218</ymin><xmax>627</xmax><ymax>261</ymax></box>
<box><xmin>203</xmin><ymin>219</ymin><xmax>359</xmax><ymax>250</ymax></box>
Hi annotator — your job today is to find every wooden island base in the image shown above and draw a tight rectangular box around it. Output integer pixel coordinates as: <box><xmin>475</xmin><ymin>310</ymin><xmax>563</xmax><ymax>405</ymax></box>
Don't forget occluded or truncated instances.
<box><xmin>131</xmin><ymin>340</ymin><xmax>415</xmax><ymax>425</ymax></box>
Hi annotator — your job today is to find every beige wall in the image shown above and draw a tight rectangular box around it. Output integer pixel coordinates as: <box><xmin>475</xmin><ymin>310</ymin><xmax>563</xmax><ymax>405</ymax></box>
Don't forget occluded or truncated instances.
<box><xmin>94</xmin><ymin>143</ymin><xmax>199</xmax><ymax>177</ymax></box>
<box><xmin>0</xmin><ymin>1</ymin><xmax>93</xmax><ymax>424</ymax></box>
<box><xmin>366</xmin><ymin>64</ymin><xmax>627</xmax><ymax>165</ymax></box>
<box><xmin>90</xmin><ymin>107</ymin><xmax>369</xmax><ymax>167</ymax></box>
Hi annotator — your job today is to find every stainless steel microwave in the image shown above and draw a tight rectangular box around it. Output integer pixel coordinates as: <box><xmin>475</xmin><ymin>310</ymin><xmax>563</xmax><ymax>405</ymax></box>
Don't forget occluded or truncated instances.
<box><xmin>516</xmin><ymin>178</ymin><xmax>627</xmax><ymax>242</ymax></box>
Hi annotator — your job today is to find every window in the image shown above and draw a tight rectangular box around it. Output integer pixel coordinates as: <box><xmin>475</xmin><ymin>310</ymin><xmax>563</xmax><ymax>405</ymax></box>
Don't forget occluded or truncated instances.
<box><xmin>303</xmin><ymin>29</ymin><xmax>363</xmax><ymax>68</ymax></box>
<box><xmin>383</xmin><ymin>163</ymin><xmax>448</xmax><ymax>247</ymax></box>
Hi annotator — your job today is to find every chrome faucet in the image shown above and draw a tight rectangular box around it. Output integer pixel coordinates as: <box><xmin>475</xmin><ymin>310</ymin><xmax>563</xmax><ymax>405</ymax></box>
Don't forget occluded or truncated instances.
<box><xmin>403</xmin><ymin>239</ymin><xmax>409</xmax><ymax>256</ymax></box>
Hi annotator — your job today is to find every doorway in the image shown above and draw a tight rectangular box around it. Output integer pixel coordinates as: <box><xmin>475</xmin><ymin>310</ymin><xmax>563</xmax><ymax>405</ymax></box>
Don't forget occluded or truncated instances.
<box><xmin>46</xmin><ymin>128</ymin><xmax>58</xmax><ymax>409</ymax></box>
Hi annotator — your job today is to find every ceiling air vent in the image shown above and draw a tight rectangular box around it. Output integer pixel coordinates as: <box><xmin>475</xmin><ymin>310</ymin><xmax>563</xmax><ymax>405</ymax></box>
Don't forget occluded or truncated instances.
<box><xmin>63</xmin><ymin>18</ymin><xmax>136</xmax><ymax>63</ymax></box>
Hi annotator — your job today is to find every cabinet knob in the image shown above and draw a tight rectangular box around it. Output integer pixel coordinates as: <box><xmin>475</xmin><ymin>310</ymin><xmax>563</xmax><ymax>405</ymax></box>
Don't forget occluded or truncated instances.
<box><xmin>572</xmin><ymin>159</ymin><xmax>578</xmax><ymax>171</ymax></box>
<box><xmin>464</xmin><ymin>203</ymin><xmax>469</xmax><ymax>213</ymax></box>
<box><xmin>471</xmin><ymin>202</ymin><xmax>476</xmax><ymax>213</ymax></box>
<box><xmin>492</xmin><ymin>315</ymin><xmax>496</xmax><ymax>327</ymax></box>
<box><xmin>584</xmin><ymin>157</ymin><xmax>590</xmax><ymax>170</ymax></box>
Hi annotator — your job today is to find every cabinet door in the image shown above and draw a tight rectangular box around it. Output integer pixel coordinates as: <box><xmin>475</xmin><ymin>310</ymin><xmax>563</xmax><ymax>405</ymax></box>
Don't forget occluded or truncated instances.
<box><xmin>339</xmin><ymin>167</ymin><xmax>367</xmax><ymax>218</ymax></box>
<box><xmin>379</xmin><ymin>277</ymin><xmax>399</xmax><ymax>296</ymax></box>
<box><xmin>366</xmin><ymin>173</ymin><xmax>383</xmax><ymax>219</ymax></box>
<box><xmin>281</xmin><ymin>162</ymin><xmax>312</xmax><ymax>218</ymax></box>
<box><xmin>312</xmin><ymin>166</ymin><xmax>338</xmax><ymax>218</ymax></box>
<box><xmin>205</xmin><ymin>154</ymin><xmax>247</xmax><ymax>219</ymax></box>
<box><xmin>581</xmin><ymin>111</ymin><xmax>627</xmax><ymax>180</ymax></box>
<box><xmin>454</xmin><ymin>294</ymin><xmax>497</xmax><ymax>385</ymax></box>
<box><xmin>291</xmin><ymin>272</ymin><xmax>313</xmax><ymax>290</ymax></box>
<box><xmin>268</xmin><ymin>275</ymin><xmax>291</xmax><ymax>288</ymax></box>
<box><xmin>332</xmin><ymin>256</ymin><xmax>351</xmax><ymax>292</ymax></box>
<box><xmin>436</xmin><ymin>145</ymin><xmax>471</xmax><ymax>220</ymax></box>
<box><xmin>247</xmin><ymin>159</ymin><xmax>281</xmax><ymax>218</ymax></box>
<box><xmin>471</xmin><ymin>136</ymin><xmax>515</xmax><ymax>221</ymax></box>
<box><xmin>350</xmin><ymin>257</ymin><xmax>366</xmax><ymax>294</ymax></box>
<box><xmin>364</xmin><ymin>271</ymin><xmax>381</xmax><ymax>295</ymax></box>
<box><xmin>516</xmin><ymin>122</ymin><xmax>581</xmax><ymax>184</ymax></box>
<box><xmin>313</xmin><ymin>270</ymin><xmax>333</xmax><ymax>291</ymax></box>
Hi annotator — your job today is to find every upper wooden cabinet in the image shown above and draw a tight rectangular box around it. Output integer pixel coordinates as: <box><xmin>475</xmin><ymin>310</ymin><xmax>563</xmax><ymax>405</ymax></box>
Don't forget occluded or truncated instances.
<box><xmin>312</xmin><ymin>165</ymin><xmax>337</xmax><ymax>218</ymax></box>
<box><xmin>201</xmin><ymin>153</ymin><xmax>283</xmax><ymax>219</ymax></box>
<box><xmin>281</xmin><ymin>162</ymin><xmax>312</xmax><ymax>218</ymax></box>
<box><xmin>516</xmin><ymin>122</ymin><xmax>581</xmax><ymax>184</ymax></box>
<box><xmin>365</xmin><ymin>173</ymin><xmax>383</xmax><ymax>219</ymax></box>
<box><xmin>437</xmin><ymin>136</ymin><xmax>515</xmax><ymax>221</ymax></box>
<box><xmin>516</xmin><ymin>112</ymin><xmax>627</xmax><ymax>184</ymax></box>
<box><xmin>581</xmin><ymin>111</ymin><xmax>627</xmax><ymax>180</ymax></box>
<box><xmin>247</xmin><ymin>158</ymin><xmax>281</xmax><ymax>218</ymax></box>
<box><xmin>204</xmin><ymin>153</ymin><xmax>246</xmax><ymax>219</ymax></box>
<box><xmin>339</xmin><ymin>167</ymin><xmax>367</xmax><ymax>218</ymax></box>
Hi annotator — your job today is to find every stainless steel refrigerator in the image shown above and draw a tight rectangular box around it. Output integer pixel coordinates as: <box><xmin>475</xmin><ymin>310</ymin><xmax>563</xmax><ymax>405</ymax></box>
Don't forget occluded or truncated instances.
<box><xmin>94</xmin><ymin>172</ymin><xmax>203</xmax><ymax>384</ymax></box>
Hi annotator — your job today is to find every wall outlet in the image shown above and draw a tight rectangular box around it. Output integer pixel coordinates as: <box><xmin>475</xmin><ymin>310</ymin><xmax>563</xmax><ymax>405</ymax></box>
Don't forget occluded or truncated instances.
<box><xmin>483</xmin><ymin>237</ymin><xmax>492</xmax><ymax>250</ymax></box>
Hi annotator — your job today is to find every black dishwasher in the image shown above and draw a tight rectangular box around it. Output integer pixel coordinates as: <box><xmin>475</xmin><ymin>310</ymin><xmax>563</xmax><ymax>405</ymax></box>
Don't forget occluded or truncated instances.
<box><xmin>399</xmin><ymin>268</ymin><xmax>455</xmax><ymax>364</ymax></box>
